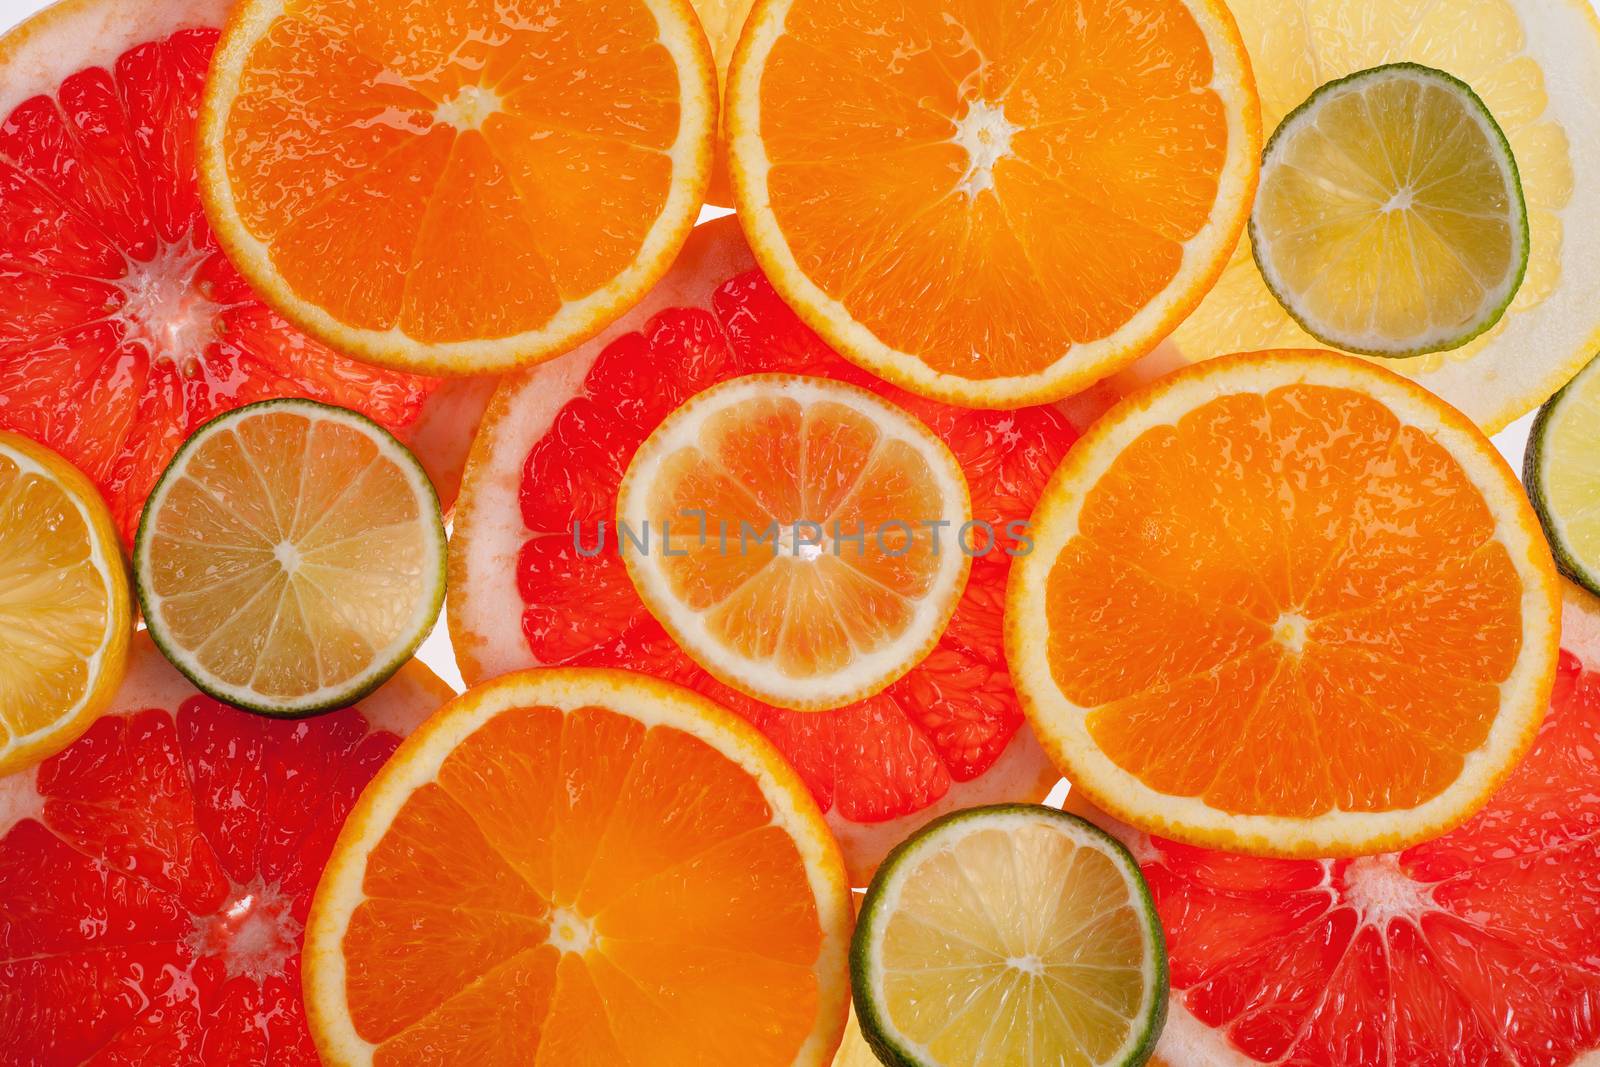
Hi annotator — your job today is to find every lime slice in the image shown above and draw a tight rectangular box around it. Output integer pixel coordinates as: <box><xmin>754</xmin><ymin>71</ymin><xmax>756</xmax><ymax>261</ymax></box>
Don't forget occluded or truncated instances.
<box><xmin>1250</xmin><ymin>63</ymin><xmax>1528</xmax><ymax>357</ymax></box>
<box><xmin>1526</xmin><ymin>353</ymin><xmax>1600</xmax><ymax>597</ymax></box>
<box><xmin>852</xmin><ymin>804</ymin><xmax>1167</xmax><ymax>1067</ymax></box>
<box><xmin>134</xmin><ymin>399</ymin><xmax>446</xmax><ymax>716</ymax></box>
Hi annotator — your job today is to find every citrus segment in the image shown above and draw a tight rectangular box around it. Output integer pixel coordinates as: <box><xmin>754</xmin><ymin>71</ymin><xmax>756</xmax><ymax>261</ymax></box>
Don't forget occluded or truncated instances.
<box><xmin>1526</xmin><ymin>353</ymin><xmax>1600</xmax><ymax>598</ymax></box>
<box><xmin>619</xmin><ymin>374</ymin><xmax>971</xmax><ymax>711</ymax></box>
<box><xmin>0</xmin><ymin>1</ymin><xmax>471</xmax><ymax>543</ymax></box>
<box><xmin>1008</xmin><ymin>351</ymin><xmax>1561</xmax><ymax>857</ymax></box>
<box><xmin>1165</xmin><ymin>0</ymin><xmax>1600</xmax><ymax>432</ymax></box>
<box><xmin>134</xmin><ymin>399</ymin><xmax>446</xmax><ymax>716</ymax></box>
<box><xmin>724</xmin><ymin>0</ymin><xmax>1260</xmax><ymax>406</ymax></box>
<box><xmin>448</xmin><ymin>218</ymin><xmax>1070</xmax><ymax>880</ymax></box>
<box><xmin>304</xmin><ymin>668</ymin><xmax>853</xmax><ymax>1066</ymax></box>
<box><xmin>1251</xmin><ymin>64</ymin><xmax>1527</xmax><ymax>356</ymax></box>
<box><xmin>852</xmin><ymin>805</ymin><xmax>1167</xmax><ymax>1067</ymax></box>
<box><xmin>1106</xmin><ymin>582</ymin><xmax>1600</xmax><ymax>1067</ymax></box>
<box><xmin>0</xmin><ymin>631</ymin><xmax>448</xmax><ymax>1063</ymax></box>
<box><xmin>200</xmin><ymin>0</ymin><xmax>716</xmax><ymax>373</ymax></box>
<box><xmin>0</xmin><ymin>431</ymin><xmax>129</xmax><ymax>775</ymax></box>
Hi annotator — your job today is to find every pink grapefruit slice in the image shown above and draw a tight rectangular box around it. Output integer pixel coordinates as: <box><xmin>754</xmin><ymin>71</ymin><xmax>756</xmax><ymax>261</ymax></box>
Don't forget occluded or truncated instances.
<box><xmin>1085</xmin><ymin>580</ymin><xmax>1600</xmax><ymax>1067</ymax></box>
<box><xmin>0</xmin><ymin>630</ymin><xmax>449</xmax><ymax>1062</ymax></box>
<box><xmin>449</xmin><ymin>216</ymin><xmax>1073</xmax><ymax>882</ymax></box>
<box><xmin>0</xmin><ymin>0</ymin><xmax>493</xmax><ymax>542</ymax></box>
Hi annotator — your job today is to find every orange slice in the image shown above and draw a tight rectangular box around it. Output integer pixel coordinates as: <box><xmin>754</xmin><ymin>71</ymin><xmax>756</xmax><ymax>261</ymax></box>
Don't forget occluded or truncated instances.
<box><xmin>198</xmin><ymin>0</ymin><xmax>716</xmax><ymax>375</ymax></box>
<box><xmin>618</xmin><ymin>374</ymin><xmax>971</xmax><ymax>711</ymax></box>
<box><xmin>304</xmin><ymin>667</ymin><xmax>852</xmax><ymax>1066</ymax></box>
<box><xmin>689</xmin><ymin>0</ymin><xmax>755</xmax><ymax>206</ymax></box>
<box><xmin>1007</xmin><ymin>350</ymin><xmax>1561</xmax><ymax>857</ymax></box>
<box><xmin>724</xmin><ymin>0</ymin><xmax>1261</xmax><ymax>408</ymax></box>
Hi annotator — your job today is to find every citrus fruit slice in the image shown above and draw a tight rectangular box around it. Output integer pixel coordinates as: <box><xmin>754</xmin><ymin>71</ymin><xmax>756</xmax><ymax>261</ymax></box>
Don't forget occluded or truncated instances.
<box><xmin>853</xmin><ymin>805</ymin><xmax>1167</xmax><ymax>1067</ymax></box>
<box><xmin>448</xmin><ymin>217</ymin><xmax>1071</xmax><ymax>881</ymax></box>
<box><xmin>1164</xmin><ymin>0</ymin><xmax>1600</xmax><ymax>432</ymax></box>
<box><xmin>0</xmin><ymin>630</ymin><xmax>448</xmax><ymax>1063</ymax></box>
<box><xmin>619</xmin><ymin>373</ymin><xmax>972</xmax><ymax>712</ymax></box>
<box><xmin>198</xmin><ymin>0</ymin><xmax>716</xmax><ymax>376</ymax></box>
<box><xmin>134</xmin><ymin>399</ymin><xmax>446</xmax><ymax>716</ymax></box>
<box><xmin>689</xmin><ymin>0</ymin><xmax>755</xmax><ymax>207</ymax></box>
<box><xmin>0</xmin><ymin>0</ymin><xmax>487</xmax><ymax>544</ymax></box>
<box><xmin>1008</xmin><ymin>350</ymin><xmax>1562</xmax><ymax>858</ymax></box>
<box><xmin>1527</xmin><ymin>352</ymin><xmax>1600</xmax><ymax>599</ymax></box>
<box><xmin>303</xmin><ymin>667</ymin><xmax>854</xmax><ymax>1066</ymax></box>
<box><xmin>1252</xmin><ymin>63</ymin><xmax>1528</xmax><ymax>357</ymax></box>
<box><xmin>1083</xmin><ymin>580</ymin><xmax>1600</xmax><ymax>1067</ymax></box>
<box><xmin>723</xmin><ymin>0</ymin><xmax>1261</xmax><ymax>408</ymax></box>
<box><xmin>0</xmin><ymin>431</ymin><xmax>130</xmax><ymax>775</ymax></box>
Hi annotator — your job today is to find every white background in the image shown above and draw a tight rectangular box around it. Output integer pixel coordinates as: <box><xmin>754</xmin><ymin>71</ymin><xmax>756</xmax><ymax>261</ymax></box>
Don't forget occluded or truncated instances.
<box><xmin>0</xmin><ymin>0</ymin><xmax>1552</xmax><ymax>699</ymax></box>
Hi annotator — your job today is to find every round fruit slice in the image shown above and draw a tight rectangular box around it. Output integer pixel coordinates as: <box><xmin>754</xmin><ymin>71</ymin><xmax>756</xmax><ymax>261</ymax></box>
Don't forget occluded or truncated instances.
<box><xmin>1164</xmin><ymin>0</ymin><xmax>1600</xmax><ymax>432</ymax></box>
<box><xmin>1095</xmin><ymin>580</ymin><xmax>1600</xmax><ymax>1067</ymax></box>
<box><xmin>723</xmin><ymin>0</ymin><xmax>1261</xmax><ymax>408</ymax></box>
<box><xmin>303</xmin><ymin>667</ymin><xmax>854</xmax><ymax>1066</ymax></box>
<box><xmin>199</xmin><ymin>0</ymin><xmax>716</xmax><ymax>375</ymax></box>
<box><xmin>1526</xmin><ymin>352</ymin><xmax>1600</xmax><ymax>598</ymax></box>
<box><xmin>0</xmin><ymin>630</ymin><xmax>448</xmax><ymax>1064</ymax></box>
<box><xmin>1252</xmin><ymin>63</ymin><xmax>1527</xmax><ymax>357</ymax></box>
<box><xmin>853</xmin><ymin>805</ymin><xmax>1167</xmax><ymax>1067</ymax></box>
<box><xmin>0</xmin><ymin>431</ymin><xmax>130</xmax><ymax>775</ymax></box>
<box><xmin>619</xmin><ymin>373</ymin><xmax>972</xmax><ymax>711</ymax></box>
<box><xmin>448</xmin><ymin>217</ymin><xmax>1071</xmax><ymax>882</ymax></box>
<box><xmin>1008</xmin><ymin>350</ymin><xmax>1562</xmax><ymax>858</ymax></box>
<box><xmin>135</xmin><ymin>399</ymin><xmax>446</xmax><ymax>716</ymax></box>
<box><xmin>0</xmin><ymin>0</ymin><xmax>488</xmax><ymax>544</ymax></box>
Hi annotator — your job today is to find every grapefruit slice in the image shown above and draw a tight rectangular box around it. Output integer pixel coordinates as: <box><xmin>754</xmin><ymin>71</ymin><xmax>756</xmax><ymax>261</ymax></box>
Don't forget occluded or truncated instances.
<box><xmin>1093</xmin><ymin>581</ymin><xmax>1600</xmax><ymax>1067</ymax></box>
<box><xmin>449</xmin><ymin>217</ymin><xmax>1070</xmax><ymax>882</ymax></box>
<box><xmin>0</xmin><ymin>0</ymin><xmax>491</xmax><ymax>542</ymax></box>
<box><xmin>1160</xmin><ymin>0</ymin><xmax>1600</xmax><ymax>433</ymax></box>
<box><xmin>0</xmin><ymin>630</ymin><xmax>449</xmax><ymax>1063</ymax></box>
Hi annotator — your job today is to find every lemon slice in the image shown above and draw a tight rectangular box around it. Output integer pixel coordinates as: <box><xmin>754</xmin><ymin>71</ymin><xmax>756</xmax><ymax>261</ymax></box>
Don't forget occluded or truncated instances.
<box><xmin>852</xmin><ymin>805</ymin><xmax>1167</xmax><ymax>1067</ymax></box>
<box><xmin>1251</xmin><ymin>63</ymin><xmax>1528</xmax><ymax>357</ymax></box>
<box><xmin>0</xmin><ymin>432</ymin><xmax>131</xmax><ymax>774</ymax></box>
<box><xmin>134</xmin><ymin>399</ymin><xmax>446</xmax><ymax>716</ymax></box>
<box><xmin>1527</xmin><ymin>353</ymin><xmax>1600</xmax><ymax>598</ymax></box>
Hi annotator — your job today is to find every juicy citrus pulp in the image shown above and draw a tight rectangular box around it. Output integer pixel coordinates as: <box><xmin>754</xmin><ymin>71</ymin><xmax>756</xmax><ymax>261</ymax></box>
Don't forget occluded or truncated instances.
<box><xmin>0</xmin><ymin>431</ymin><xmax>129</xmax><ymax>775</ymax></box>
<box><xmin>303</xmin><ymin>668</ymin><xmax>853</xmax><ymax>1066</ymax></box>
<box><xmin>1007</xmin><ymin>350</ymin><xmax>1561</xmax><ymax>857</ymax></box>
<box><xmin>134</xmin><ymin>399</ymin><xmax>445</xmax><ymax>716</ymax></box>
<box><xmin>853</xmin><ymin>805</ymin><xmax>1166</xmax><ymax>1067</ymax></box>
<box><xmin>0</xmin><ymin>631</ymin><xmax>447</xmax><ymax>1063</ymax></box>
<box><xmin>1125</xmin><ymin>581</ymin><xmax>1600</xmax><ymax>1067</ymax></box>
<box><xmin>446</xmin><ymin>217</ymin><xmax>1072</xmax><ymax>881</ymax></box>
<box><xmin>0</xmin><ymin>17</ymin><xmax>441</xmax><ymax>541</ymax></box>
<box><xmin>688</xmin><ymin>0</ymin><xmax>755</xmax><ymax>206</ymax></box>
<box><xmin>1526</xmin><ymin>353</ymin><xmax>1600</xmax><ymax>598</ymax></box>
<box><xmin>1167</xmin><ymin>0</ymin><xmax>1600</xmax><ymax>432</ymax></box>
<box><xmin>1251</xmin><ymin>63</ymin><xmax>1527</xmax><ymax>357</ymax></box>
<box><xmin>724</xmin><ymin>0</ymin><xmax>1260</xmax><ymax>407</ymax></box>
<box><xmin>619</xmin><ymin>373</ymin><xmax>972</xmax><ymax>711</ymax></box>
<box><xmin>199</xmin><ymin>0</ymin><xmax>716</xmax><ymax>374</ymax></box>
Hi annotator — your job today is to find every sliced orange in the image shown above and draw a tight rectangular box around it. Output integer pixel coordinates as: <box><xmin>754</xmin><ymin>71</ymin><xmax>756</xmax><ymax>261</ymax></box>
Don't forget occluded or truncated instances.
<box><xmin>724</xmin><ymin>0</ymin><xmax>1261</xmax><ymax>408</ymax></box>
<box><xmin>1006</xmin><ymin>351</ymin><xmax>1561</xmax><ymax>858</ymax></box>
<box><xmin>618</xmin><ymin>374</ymin><xmax>971</xmax><ymax>711</ymax></box>
<box><xmin>199</xmin><ymin>0</ymin><xmax>716</xmax><ymax>375</ymax></box>
<box><xmin>304</xmin><ymin>667</ymin><xmax>853</xmax><ymax>1066</ymax></box>
<box><xmin>689</xmin><ymin>0</ymin><xmax>756</xmax><ymax>206</ymax></box>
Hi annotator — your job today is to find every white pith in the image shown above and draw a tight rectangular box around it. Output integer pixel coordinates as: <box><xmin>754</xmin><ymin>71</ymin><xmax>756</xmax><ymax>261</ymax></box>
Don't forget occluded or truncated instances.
<box><xmin>1009</xmin><ymin>354</ymin><xmax>1559</xmax><ymax>856</ymax></box>
<box><xmin>617</xmin><ymin>374</ymin><xmax>972</xmax><ymax>710</ymax></box>
<box><xmin>1253</xmin><ymin>66</ymin><xmax>1527</xmax><ymax>356</ymax></box>
<box><xmin>302</xmin><ymin>669</ymin><xmax>853</xmax><ymax>1067</ymax></box>
<box><xmin>725</xmin><ymin>0</ymin><xmax>1261</xmax><ymax>406</ymax></box>
<box><xmin>135</xmin><ymin>400</ymin><xmax>447</xmax><ymax>711</ymax></box>
<box><xmin>860</xmin><ymin>808</ymin><xmax>1163</xmax><ymax>1067</ymax></box>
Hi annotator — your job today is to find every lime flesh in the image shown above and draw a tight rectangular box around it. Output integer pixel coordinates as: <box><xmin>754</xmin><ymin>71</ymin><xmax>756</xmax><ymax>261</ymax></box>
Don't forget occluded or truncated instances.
<box><xmin>1527</xmin><ymin>353</ymin><xmax>1600</xmax><ymax>596</ymax></box>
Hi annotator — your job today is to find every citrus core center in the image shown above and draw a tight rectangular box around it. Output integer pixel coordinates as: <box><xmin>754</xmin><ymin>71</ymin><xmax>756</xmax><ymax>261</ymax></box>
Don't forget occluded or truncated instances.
<box><xmin>1274</xmin><ymin>611</ymin><xmax>1310</xmax><ymax>654</ymax></box>
<box><xmin>116</xmin><ymin>238</ymin><xmax>219</xmax><ymax>373</ymax></box>
<box><xmin>187</xmin><ymin>879</ymin><xmax>301</xmax><ymax>982</ymax></box>
<box><xmin>435</xmin><ymin>85</ymin><xmax>502</xmax><ymax>131</ymax></box>
<box><xmin>1345</xmin><ymin>854</ymin><xmax>1433</xmax><ymax>927</ymax></box>
<box><xmin>953</xmin><ymin>99</ymin><xmax>1019</xmax><ymax>198</ymax></box>
<box><xmin>547</xmin><ymin>906</ymin><xmax>594</xmax><ymax>955</ymax></box>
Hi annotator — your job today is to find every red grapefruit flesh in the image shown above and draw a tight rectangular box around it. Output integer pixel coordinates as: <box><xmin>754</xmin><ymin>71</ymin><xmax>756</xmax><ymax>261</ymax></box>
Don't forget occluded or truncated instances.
<box><xmin>0</xmin><ymin>0</ymin><xmax>491</xmax><ymax>542</ymax></box>
<box><xmin>1100</xmin><ymin>582</ymin><xmax>1600</xmax><ymax>1067</ymax></box>
<box><xmin>450</xmin><ymin>217</ymin><xmax>1076</xmax><ymax>882</ymax></box>
<box><xmin>0</xmin><ymin>631</ymin><xmax>448</xmax><ymax>1063</ymax></box>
